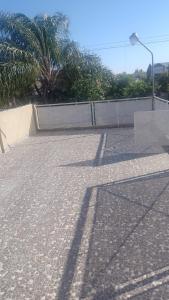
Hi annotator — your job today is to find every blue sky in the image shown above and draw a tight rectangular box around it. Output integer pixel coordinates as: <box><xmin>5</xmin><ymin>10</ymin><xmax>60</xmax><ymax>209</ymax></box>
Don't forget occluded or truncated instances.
<box><xmin>1</xmin><ymin>0</ymin><xmax>169</xmax><ymax>73</ymax></box>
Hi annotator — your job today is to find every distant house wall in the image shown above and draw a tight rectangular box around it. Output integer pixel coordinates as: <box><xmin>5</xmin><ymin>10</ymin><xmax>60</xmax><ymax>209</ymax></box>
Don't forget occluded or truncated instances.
<box><xmin>0</xmin><ymin>104</ymin><xmax>36</xmax><ymax>153</ymax></box>
<box><xmin>154</xmin><ymin>64</ymin><xmax>165</xmax><ymax>75</ymax></box>
<box><xmin>147</xmin><ymin>63</ymin><xmax>169</xmax><ymax>76</ymax></box>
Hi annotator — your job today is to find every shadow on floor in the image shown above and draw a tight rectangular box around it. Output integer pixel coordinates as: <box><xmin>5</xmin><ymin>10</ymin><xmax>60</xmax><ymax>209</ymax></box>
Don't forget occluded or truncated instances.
<box><xmin>18</xmin><ymin>128</ymin><xmax>107</xmax><ymax>147</ymax></box>
<box><xmin>17</xmin><ymin>135</ymin><xmax>91</xmax><ymax>147</ymax></box>
<box><xmin>61</xmin><ymin>152</ymin><xmax>160</xmax><ymax>167</ymax></box>
<box><xmin>60</xmin><ymin>130</ymin><xmax>166</xmax><ymax>167</ymax></box>
<box><xmin>36</xmin><ymin>128</ymin><xmax>106</xmax><ymax>137</ymax></box>
<box><xmin>57</xmin><ymin>169</ymin><xmax>169</xmax><ymax>299</ymax></box>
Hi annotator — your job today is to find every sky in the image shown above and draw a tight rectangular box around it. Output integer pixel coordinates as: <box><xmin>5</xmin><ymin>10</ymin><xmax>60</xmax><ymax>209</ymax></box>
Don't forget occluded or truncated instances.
<box><xmin>1</xmin><ymin>0</ymin><xmax>169</xmax><ymax>73</ymax></box>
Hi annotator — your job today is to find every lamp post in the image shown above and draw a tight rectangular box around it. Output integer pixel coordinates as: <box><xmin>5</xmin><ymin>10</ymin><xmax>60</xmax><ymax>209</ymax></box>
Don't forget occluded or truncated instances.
<box><xmin>129</xmin><ymin>33</ymin><xmax>155</xmax><ymax>110</ymax></box>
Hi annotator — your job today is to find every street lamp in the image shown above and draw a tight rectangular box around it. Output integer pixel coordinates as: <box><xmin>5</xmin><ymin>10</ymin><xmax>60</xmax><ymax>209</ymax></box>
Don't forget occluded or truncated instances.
<box><xmin>129</xmin><ymin>33</ymin><xmax>155</xmax><ymax>110</ymax></box>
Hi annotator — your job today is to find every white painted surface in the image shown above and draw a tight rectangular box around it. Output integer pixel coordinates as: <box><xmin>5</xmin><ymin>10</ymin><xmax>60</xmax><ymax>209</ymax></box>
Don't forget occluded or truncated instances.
<box><xmin>134</xmin><ymin>110</ymin><xmax>169</xmax><ymax>146</ymax></box>
<box><xmin>0</xmin><ymin>104</ymin><xmax>36</xmax><ymax>152</ymax></box>
<box><xmin>95</xmin><ymin>98</ymin><xmax>152</xmax><ymax>126</ymax></box>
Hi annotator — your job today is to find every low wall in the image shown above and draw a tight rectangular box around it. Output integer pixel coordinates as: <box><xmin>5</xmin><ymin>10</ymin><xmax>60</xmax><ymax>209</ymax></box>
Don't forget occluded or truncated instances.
<box><xmin>0</xmin><ymin>104</ymin><xmax>36</xmax><ymax>153</ymax></box>
<box><xmin>134</xmin><ymin>97</ymin><xmax>169</xmax><ymax>147</ymax></box>
<box><xmin>36</xmin><ymin>97</ymin><xmax>153</xmax><ymax>130</ymax></box>
<box><xmin>154</xmin><ymin>97</ymin><xmax>169</xmax><ymax>110</ymax></box>
<box><xmin>134</xmin><ymin>109</ymin><xmax>169</xmax><ymax>147</ymax></box>
<box><xmin>94</xmin><ymin>98</ymin><xmax>152</xmax><ymax>127</ymax></box>
<box><xmin>36</xmin><ymin>102</ymin><xmax>93</xmax><ymax>129</ymax></box>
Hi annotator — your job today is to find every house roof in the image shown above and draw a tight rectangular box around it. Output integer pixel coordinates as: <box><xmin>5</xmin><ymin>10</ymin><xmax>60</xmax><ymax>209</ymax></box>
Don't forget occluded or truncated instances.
<box><xmin>154</xmin><ymin>62</ymin><xmax>169</xmax><ymax>68</ymax></box>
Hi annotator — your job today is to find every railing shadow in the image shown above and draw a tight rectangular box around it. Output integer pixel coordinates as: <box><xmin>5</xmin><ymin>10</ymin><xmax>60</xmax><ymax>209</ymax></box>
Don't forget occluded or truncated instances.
<box><xmin>57</xmin><ymin>187</ymin><xmax>92</xmax><ymax>300</ymax></box>
<box><xmin>60</xmin><ymin>129</ymin><xmax>166</xmax><ymax>167</ymax></box>
<box><xmin>57</xmin><ymin>169</ymin><xmax>169</xmax><ymax>299</ymax></box>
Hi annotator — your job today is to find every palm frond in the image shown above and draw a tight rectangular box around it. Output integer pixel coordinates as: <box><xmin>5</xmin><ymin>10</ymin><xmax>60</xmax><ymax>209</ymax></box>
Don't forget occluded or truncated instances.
<box><xmin>0</xmin><ymin>11</ymin><xmax>42</xmax><ymax>56</ymax></box>
<box><xmin>0</xmin><ymin>61</ymin><xmax>39</xmax><ymax>100</ymax></box>
<box><xmin>0</xmin><ymin>43</ymin><xmax>36</xmax><ymax>63</ymax></box>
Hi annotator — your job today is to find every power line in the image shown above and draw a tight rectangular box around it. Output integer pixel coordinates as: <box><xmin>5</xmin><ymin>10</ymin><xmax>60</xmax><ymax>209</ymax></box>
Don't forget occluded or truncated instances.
<box><xmin>91</xmin><ymin>38</ymin><xmax>169</xmax><ymax>51</ymax></box>
<box><xmin>86</xmin><ymin>33</ymin><xmax>169</xmax><ymax>48</ymax></box>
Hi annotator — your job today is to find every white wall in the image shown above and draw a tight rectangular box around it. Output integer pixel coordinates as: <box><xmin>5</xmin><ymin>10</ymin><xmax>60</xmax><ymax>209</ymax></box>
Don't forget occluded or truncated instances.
<box><xmin>134</xmin><ymin>110</ymin><xmax>169</xmax><ymax>147</ymax></box>
<box><xmin>0</xmin><ymin>104</ymin><xmax>36</xmax><ymax>153</ymax></box>
<box><xmin>94</xmin><ymin>98</ymin><xmax>152</xmax><ymax>127</ymax></box>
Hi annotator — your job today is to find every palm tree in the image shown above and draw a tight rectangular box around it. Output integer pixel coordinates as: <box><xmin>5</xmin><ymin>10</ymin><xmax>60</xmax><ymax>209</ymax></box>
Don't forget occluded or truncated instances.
<box><xmin>0</xmin><ymin>12</ymin><xmax>79</xmax><ymax>104</ymax></box>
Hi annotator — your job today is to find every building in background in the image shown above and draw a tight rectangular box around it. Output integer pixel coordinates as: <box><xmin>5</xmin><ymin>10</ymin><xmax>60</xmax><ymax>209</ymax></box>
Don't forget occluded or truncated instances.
<box><xmin>147</xmin><ymin>62</ymin><xmax>169</xmax><ymax>77</ymax></box>
<box><xmin>147</xmin><ymin>62</ymin><xmax>169</xmax><ymax>100</ymax></box>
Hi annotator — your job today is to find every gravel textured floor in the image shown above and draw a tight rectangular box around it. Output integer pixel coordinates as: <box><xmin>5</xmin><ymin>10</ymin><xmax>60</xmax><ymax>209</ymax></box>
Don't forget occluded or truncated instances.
<box><xmin>1</xmin><ymin>128</ymin><xmax>169</xmax><ymax>299</ymax></box>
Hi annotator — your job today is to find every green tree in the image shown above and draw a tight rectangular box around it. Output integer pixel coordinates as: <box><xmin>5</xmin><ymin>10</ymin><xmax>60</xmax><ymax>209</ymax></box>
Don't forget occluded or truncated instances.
<box><xmin>0</xmin><ymin>12</ymin><xmax>79</xmax><ymax>104</ymax></box>
<box><xmin>71</xmin><ymin>76</ymin><xmax>105</xmax><ymax>101</ymax></box>
<box><xmin>155</xmin><ymin>73</ymin><xmax>169</xmax><ymax>94</ymax></box>
<box><xmin>133</xmin><ymin>69</ymin><xmax>146</xmax><ymax>80</ymax></box>
<box><xmin>107</xmin><ymin>72</ymin><xmax>153</xmax><ymax>99</ymax></box>
<box><xmin>67</xmin><ymin>53</ymin><xmax>113</xmax><ymax>100</ymax></box>
<box><xmin>109</xmin><ymin>73</ymin><xmax>133</xmax><ymax>98</ymax></box>
<box><xmin>123</xmin><ymin>80</ymin><xmax>152</xmax><ymax>98</ymax></box>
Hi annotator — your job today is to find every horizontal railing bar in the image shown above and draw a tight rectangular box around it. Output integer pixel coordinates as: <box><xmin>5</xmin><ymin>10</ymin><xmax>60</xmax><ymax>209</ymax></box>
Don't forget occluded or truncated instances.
<box><xmin>36</xmin><ymin>101</ymin><xmax>91</xmax><ymax>107</ymax></box>
<box><xmin>91</xmin><ymin>97</ymin><xmax>152</xmax><ymax>104</ymax></box>
<box><xmin>154</xmin><ymin>96</ymin><xmax>169</xmax><ymax>103</ymax></box>
<box><xmin>36</xmin><ymin>97</ymin><xmax>152</xmax><ymax>108</ymax></box>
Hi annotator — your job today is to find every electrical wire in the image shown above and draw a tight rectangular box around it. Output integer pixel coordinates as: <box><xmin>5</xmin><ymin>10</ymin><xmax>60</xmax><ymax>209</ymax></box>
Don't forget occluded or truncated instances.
<box><xmin>91</xmin><ymin>38</ymin><xmax>169</xmax><ymax>51</ymax></box>
<box><xmin>86</xmin><ymin>33</ymin><xmax>169</xmax><ymax>48</ymax></box>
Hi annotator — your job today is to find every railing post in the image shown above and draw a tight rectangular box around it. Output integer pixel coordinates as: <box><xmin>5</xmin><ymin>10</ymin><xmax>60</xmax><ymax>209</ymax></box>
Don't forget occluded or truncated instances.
<box><xmin>93</xmin><ymin>102</ymin><xmax>96</xmax><ymax>126</ymax></box>
<box><xmin>91</xmin><ymin>102</ymin><xmax>96</xmax><ymax>126</ymax></box>
<box><xmin>0</xmin><ymin>129</ymin><xmax>5</xmax><ymax>153</ymax></box>
<box><xmin>90</xmin><ymin>102</ymin><xmax>94</xmax><ymax>126</ymax></box>
<box><xmin>33</xmin><ymin>105</ymin><xmax>40</xmax><ymax>130</ymax></box>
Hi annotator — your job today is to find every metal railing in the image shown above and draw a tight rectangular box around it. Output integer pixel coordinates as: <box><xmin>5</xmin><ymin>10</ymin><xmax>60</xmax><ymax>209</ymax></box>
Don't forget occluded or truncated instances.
<box><xmin>35</xmin><ymin>97</ymin><xmax>153</xmax><ymax>130</ymax></box>
<box><xmin>154</xmin><ymin>96</ymin><xmax>169</xmax><ymax>111</ymax></box>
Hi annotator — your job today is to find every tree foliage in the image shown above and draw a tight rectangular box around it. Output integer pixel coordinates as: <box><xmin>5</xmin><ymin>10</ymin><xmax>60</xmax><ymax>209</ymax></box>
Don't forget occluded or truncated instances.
<box><xmin>69</xmin><ymin>53</ymin><xmax>112</xmax><ymax>100</ymax></box>
<box><xmin>155</xmin><ymin>73</ymin><xmax>169</xmax><ymax>95</ymax></box>
<box><xmin>123</xmin><ymin>80</ymin><xmax>152</xmax><ymax>98</ymax></box>
<box><xmin>0</xmin><ymin>11</ymin><xmax>160</xmax><ymax>106</ymax></box>
<box><xmin>0</xmin><ymin>11</ymin><xmax>79</xmax><ymax>103</ymax></box>
<box><xmin>107</xmin><ymin>72</ymin><xmax>152</xmax><ymax>99</ymax></box>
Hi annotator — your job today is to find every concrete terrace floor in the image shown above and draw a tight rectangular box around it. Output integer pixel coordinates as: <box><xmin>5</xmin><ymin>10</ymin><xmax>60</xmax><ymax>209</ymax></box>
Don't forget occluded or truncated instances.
<box><xmin>1</xmin><ymin>128</ymin><xmax>169</xmax><ymax>299</ymax></box>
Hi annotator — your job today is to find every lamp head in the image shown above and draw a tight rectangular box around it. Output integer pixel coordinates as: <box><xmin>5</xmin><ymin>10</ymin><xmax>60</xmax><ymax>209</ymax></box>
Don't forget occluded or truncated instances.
<box><xmin>129</xmin><ymin>32</ymin><xmax>139</xmax><ymax>45</ymax></box>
